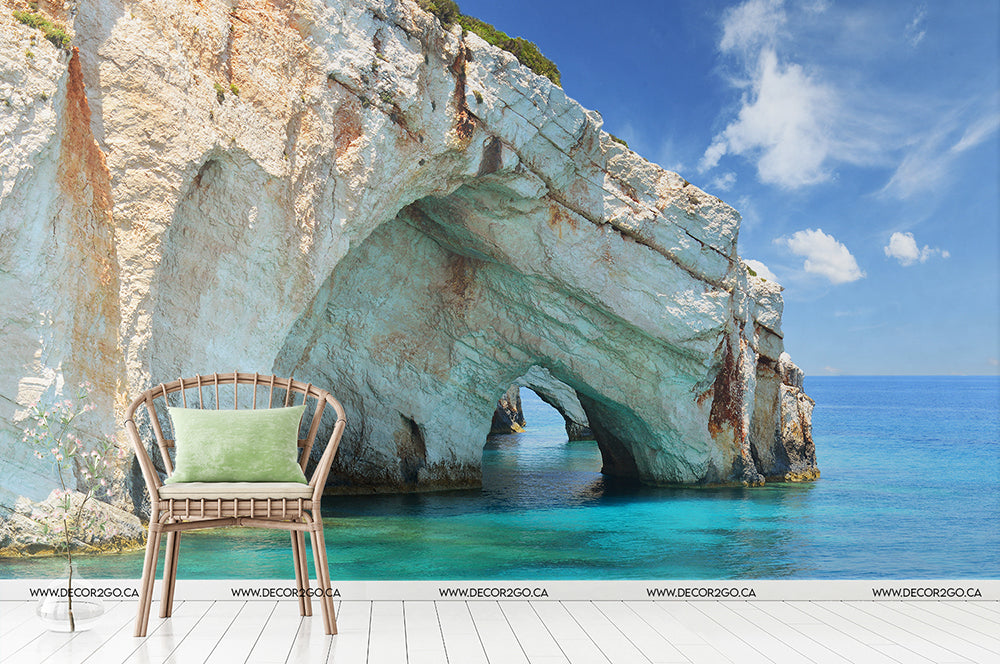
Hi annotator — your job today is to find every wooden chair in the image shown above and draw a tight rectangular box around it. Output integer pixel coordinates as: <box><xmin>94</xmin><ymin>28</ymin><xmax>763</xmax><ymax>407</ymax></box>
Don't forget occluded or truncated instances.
<box><xmin>125</xmin><ymin>372</ymin><xmax>347</xmax><ymax>637</ymax></box>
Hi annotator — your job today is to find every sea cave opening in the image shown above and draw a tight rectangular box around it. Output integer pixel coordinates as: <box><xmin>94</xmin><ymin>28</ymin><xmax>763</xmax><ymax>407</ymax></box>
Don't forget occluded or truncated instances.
<box><xmin>481</xmin><ymin>384</ymin><xmax>605</xmax><ymax>507</ymax></box>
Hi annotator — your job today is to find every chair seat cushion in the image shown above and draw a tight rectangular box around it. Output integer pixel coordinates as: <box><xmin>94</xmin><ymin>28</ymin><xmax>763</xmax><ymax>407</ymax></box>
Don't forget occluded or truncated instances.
<box><xmin>158</xmin><ymin>482</ymin><xmax>314</xmax><ymax>500</ymax></box>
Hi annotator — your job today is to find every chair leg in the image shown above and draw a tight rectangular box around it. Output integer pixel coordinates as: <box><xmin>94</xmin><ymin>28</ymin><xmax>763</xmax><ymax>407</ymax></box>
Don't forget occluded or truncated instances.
<box><xmin>291</xmin><ymin>531</ymin><xmax>306</xmax><ymax>616</ymax></box>
<box><xmin>307</xmin><ymin>525</ymin><xmax>328</xmax><ymax>634</ymax></box>
<box><xmin>310</xmin><ymin>519</ymin><xmax>337</xmax><ymax>635</ymax></box>
<box><xmin>134</xmin><ymin>522</ymin><xmax>162</xmax><ymax>637</ymax></box>
<box><xmin>160</xmin><ymin>530</ymin><xmax>180</xmax><ymax>618</ymax></box>
<box><xmin>296</xmin><ymin>530</ymin><xmax>312</xmax><ymax>617</ymax></box>
<box><xmin>167</xmin><ymin>530</ymin><xmax>181</xmax><ymax>612</ymax></box>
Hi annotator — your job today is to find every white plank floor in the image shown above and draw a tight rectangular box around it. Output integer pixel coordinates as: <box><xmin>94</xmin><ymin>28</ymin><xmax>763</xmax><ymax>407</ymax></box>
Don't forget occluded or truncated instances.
<box><xmin>0</xmin><ymin>599</ymin><xmax>997</xmax><ymax>664</ymax></box>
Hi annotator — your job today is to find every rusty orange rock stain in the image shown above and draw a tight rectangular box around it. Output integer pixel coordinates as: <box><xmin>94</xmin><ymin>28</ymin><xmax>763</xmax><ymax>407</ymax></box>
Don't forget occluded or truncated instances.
<box><xmin>546</xmin><ymin>202</ymin><xmax>580</xmax><ymax>239</ymax></box>
<box><xmin>57</xmin><ymin>48</ymin><xmax>121</xmax><ymax>396</ymax></box>
<box><xmin>226</xmin><ymin>0</ymin><xmax>318</xmax><ymax>118</ymax></box>
<box><xmin>443</xmin><ymin>254</ymin><xmax>481</xmax><ymax>313</ymax></box>
<box><xmin>707</xmin><ymin>335</ymin><xmax>746</xmax><ymax>444</ymax></box>
<box><xmin>565</xmin><ymin>179</ymin><xmax>592</xmax><ymax>206</ymax></box>
<box><xmin>618</xmin><ymin>180</ymin><xmax>640</xmax><ymax>203</ymax></box>
<box><xmin>31</xmin><ymin>0</ymin><xmax>67</xmax><ymax>22</ymax></box>
<box><xmin>331</xmin><ymin>102</ymin><xmax>362</xmax><ymax>158</ymax></box>
<box><xmin>695</xmin><ymin>387</ymin><xmax>714</xmax><ymax>408</ymax></box>
<box><xmin>450</xmin><ymin>44</ymin><xmax>476</xmax><ymax>143</ymax></box>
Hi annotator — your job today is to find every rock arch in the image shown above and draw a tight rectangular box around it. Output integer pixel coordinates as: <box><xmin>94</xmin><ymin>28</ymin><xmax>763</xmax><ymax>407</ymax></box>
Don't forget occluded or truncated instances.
<box><xmin>493</xmin><ymin>366</ymin><xmax>593</xmax><ymax>441</ymax></box>
<box><xmin>272</xmin><ymin>171</ymin><xmax>726</xmax><ymax>490</ymax></box>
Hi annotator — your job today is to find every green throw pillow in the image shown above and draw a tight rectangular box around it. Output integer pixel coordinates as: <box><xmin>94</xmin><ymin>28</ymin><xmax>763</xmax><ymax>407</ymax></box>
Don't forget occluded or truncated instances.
<box><xmin>164</xmin><ymin>406</ymin><xmax>308</xmax><ymax>484</ymax></box>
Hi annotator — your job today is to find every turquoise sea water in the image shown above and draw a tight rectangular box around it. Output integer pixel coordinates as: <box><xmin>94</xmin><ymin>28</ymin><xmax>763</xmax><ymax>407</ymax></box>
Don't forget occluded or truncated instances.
<box><xmin>2</xmin><ymin>376</ymin><xmax>997</xmax><ymax>579</ymax></box>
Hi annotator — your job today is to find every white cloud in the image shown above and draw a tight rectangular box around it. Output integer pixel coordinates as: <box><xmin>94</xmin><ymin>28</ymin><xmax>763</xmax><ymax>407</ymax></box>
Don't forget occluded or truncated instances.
<box><xmin>775</xmin><ymin>228</ymin><xmax>865</xmax><ymax>284</ymax></box>
<box><xmin>702</xmin><ymin>1</ymin><xmax>879</xmax><ymax>189</ymax></box>
<box><xmin>803</xmin><ymin>0</ymin><xmax>831</xmax><ymax>13</ymax></box>
<box><xmin>732</xmin><ymin>195</ymin><xmax>766</xmax><ymax>231</ymax></box>
<box><xmin>743</xmin><ymin>259</ymin><xmax>778</xmax><ymax>282</ymax></box>
<box><xmin>720</xmin><ymin>0</ymin><xmax>786</xmax><ymax>56</ymax></box>
<box><xmin>704</xmin><ymin>1</ymin><xmax>995</xmax><ymax>194</ymax></box>
<box><xmin>952</xmin><ymin>112</ymin><xmax>1000</xmax><ymax>153</ymax></box>
<box><xmin>882</xmin><ymin>107</ymin><xmax>1000</xmax><ymax>199</ymax></box>
<box><xmin>883</xmin><ymin>231</ymin><xmax>949</xmax><ymax>266</ymax></box>
<box><xmin>834</xmin><ymin>308</ymin><xmax>871</xmax><ymax>318</ymax></box>
<box><xmin>702</xmin><ymin>50</ymin><xmax>838</xmax><ymax>188</ymax></box>
<box><xmin>880</xmin><ymin>143</ymin><xmax>949</xmax><ymax>199</ymax></box>
<box><xmin>710</xmin><ymin>172</ymin><xmax>737</xmax><ymax>191</ymax></box>
<box><xmin>699</xmin><ymin>141</ymin><xmax>727</xmax><ymax>172</ymax></box>
<box><xmin>905</xmin><ymin>7</ymin><xmax>927</xmax><ymax>47</ymax></box>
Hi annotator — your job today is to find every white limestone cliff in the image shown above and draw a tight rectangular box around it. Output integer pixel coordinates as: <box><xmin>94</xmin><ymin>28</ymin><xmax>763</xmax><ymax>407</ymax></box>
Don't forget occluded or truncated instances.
<box><xmin>0</xmin><ymin>0</ymin><xmax>818</xmax><ymax>521</ymax></box>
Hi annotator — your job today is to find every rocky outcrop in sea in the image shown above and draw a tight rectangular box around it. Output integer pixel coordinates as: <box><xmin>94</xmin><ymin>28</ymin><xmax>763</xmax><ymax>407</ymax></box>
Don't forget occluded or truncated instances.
<box><xmin>0</xmin><ymin>0</ymin><xmax>818</xmax><ymax>526</ymax></box>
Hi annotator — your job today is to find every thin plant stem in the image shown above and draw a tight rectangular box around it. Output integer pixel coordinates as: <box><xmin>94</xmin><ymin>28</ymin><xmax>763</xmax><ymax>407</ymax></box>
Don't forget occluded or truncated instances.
<box><xmin>63</xmin><ymin>515</ymin><xmax>75</xmax><ymax>632</ymax></box>
<box><xmin>55</xmin><ymin>462</ymin><xmax>76</xmax><ymax>632</ymax></box>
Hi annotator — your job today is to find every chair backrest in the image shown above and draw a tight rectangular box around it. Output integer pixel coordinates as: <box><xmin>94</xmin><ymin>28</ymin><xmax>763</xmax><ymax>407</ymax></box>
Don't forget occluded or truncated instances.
<box><xmin>125</xmin><ymin>372</ymin><xmax>347</xmax><ymax>493</ymax></box>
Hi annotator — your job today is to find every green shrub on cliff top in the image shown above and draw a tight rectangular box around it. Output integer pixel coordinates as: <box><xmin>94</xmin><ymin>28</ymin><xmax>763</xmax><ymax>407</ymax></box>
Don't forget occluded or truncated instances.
<box><xmin>609</xmin><ymin>133</ymin><xmax>629</xmax><ymax>148</ymax></box>
<box><xmin>456</xmin><ymin>16</ymin><xmax>561</xmax><ymax>86</ymax></box>
<box><xmin>417</xmin><ymin>0</ymin><xmax>460</xmax><ymax>26</ymax></box>
<box><xmin>418</xmin><ymin>1</ymin><xmax>561</xmax><ymax>86</ymax></box>
<box><xmin>13</xmin><ymin>9</ymin><xmax>70</xmax><ymax>49</ymax></box>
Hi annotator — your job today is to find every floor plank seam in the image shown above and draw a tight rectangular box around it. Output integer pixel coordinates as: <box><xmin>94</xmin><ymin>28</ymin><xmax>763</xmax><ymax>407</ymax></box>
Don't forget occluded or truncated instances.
<box><xmin>163</xmin><ymin>599</ymin><xmax>215</xmax><ymax>664</ymax></box>
<box><xmin>719</xmin><ymin>601</ymin><xmax>819</xmax><ymax>664</ymax></box>
<box><xmin>498</xmin><ymin>601</ymin><xmax>532</xmax><ymax>664</ymax></box>
<box><xmin>688</xmin><ymin>601</ymin><xmax>772</xmax><ymax>664</ymax></box>
<box><xmin>283</xmin><ymin>615</ymin><xmax>306</xmax><ymax>664</ymax></box>
<box><xmin>243</xmin><ymin>601</ymin><xmax>278</xmax><ymax>664</ymax></box>
<box><xmin>466</xmin><ymin>601</ymin><xmax>491</xmax><ymax>664</ymax></box>
<box><xmin>527</xmin><ymin>601</ymin><xmax>572</xmax><ymax>664</ymax></box>
<box><xmin>848</xmin><ymin>601</ymin><xmax>983</xmax><ymax>663</ymax></box>
<box><xmin>562</xmin><ymin>600</ymin><xmax>616</xmax><ymax>664</ymax></box>
<box><xmin>365</xmin><ymin>597</ymin><xmax>375</xmax><ymax>664</ymax></box>
<box><xmin>751</xmin><ymin>602</ymin><xmax>857</xmax><ymax>664</ymax></box>
<box><xmin>905</xmin><ymin>601</ymin><xmax>1000</xmax><ymax>647</ymax></box>
<box><xmin>813</xmin><ymin>600</ymin><xmax>910</xmax><ymax>664</ymax></box>
<box><xmin>431</xmin><ymin>600</ymin><xmax>451</xmax><ymax>664</ymax></box>
<box><xmin>829</xmin><ymin>600</ymin><xmax>939</xmax><ymax>664</ymax></box>
<box><xmin>402</xmin><ymin>601</ymin><xmax>411</xmax><ymax>664</ymax></box>
<box><xmin>591</xmin><ymin>600</ymin><xmax>653</xmax><ymax>664</ymax></box>
<box><xmin>205</xmin><ymin>600</ymin><xmax>247</xmax><ymax>664</ymax></box>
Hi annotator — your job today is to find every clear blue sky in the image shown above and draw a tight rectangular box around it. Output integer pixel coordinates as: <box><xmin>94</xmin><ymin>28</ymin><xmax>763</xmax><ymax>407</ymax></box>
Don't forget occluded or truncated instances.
<box><xmin>456</xmin><ymin>0</ymin><xmax>1000</xmax><ymax>376</ymax></box>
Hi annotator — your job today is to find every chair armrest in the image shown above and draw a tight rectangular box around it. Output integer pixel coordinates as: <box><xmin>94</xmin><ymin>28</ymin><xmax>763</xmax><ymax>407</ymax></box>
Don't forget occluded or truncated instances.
<box><xmin>308</xmin><ymin>394</ymin><xmax>347</xmax><ymax>504</ymax></box>
<box><xmin>125</xmin><ymin>409</ymin><xmax>162</xmax><ymax>504</ymax></box>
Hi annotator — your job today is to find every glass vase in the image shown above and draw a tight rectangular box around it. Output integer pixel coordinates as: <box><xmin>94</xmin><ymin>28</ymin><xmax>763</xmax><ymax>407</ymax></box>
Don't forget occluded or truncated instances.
<box><xmin>35</xmin><ymin>565</ymin><xmax>105</xmax><ymax>632</ymax></box>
